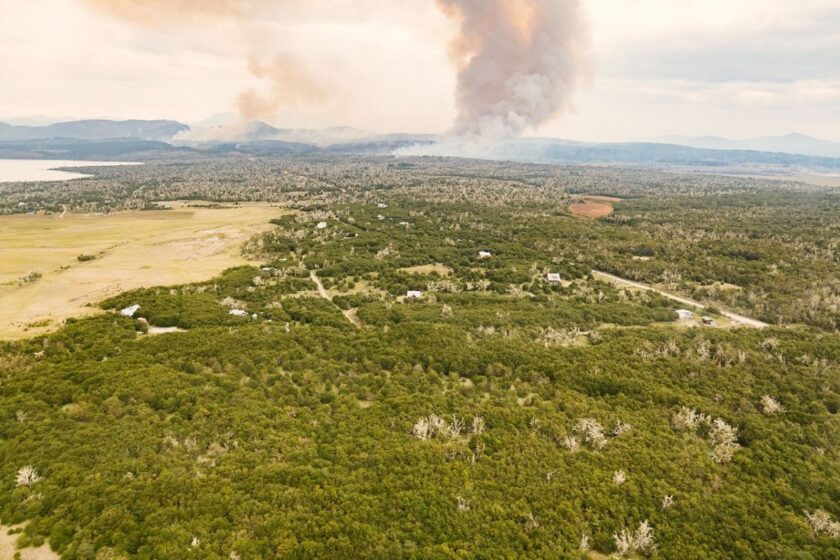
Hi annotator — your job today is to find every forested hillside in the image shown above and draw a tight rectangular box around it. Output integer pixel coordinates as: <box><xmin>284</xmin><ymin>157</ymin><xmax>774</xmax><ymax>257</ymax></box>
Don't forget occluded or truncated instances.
<box><xmin>1</xmin><ymin>178</ymin><xmax>838</xmax><ymax>558</ymax></box>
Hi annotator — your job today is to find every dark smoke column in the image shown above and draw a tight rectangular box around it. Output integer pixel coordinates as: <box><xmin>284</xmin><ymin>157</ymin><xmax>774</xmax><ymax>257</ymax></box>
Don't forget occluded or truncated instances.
<box><xmin>439</xmin><ymin>0</ymin><xmax>588</xmax><ymax>142</ymax></box>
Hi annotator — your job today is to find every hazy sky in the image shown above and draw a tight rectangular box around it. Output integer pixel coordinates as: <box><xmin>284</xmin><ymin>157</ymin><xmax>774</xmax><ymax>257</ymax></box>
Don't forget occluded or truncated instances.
<box><xmin>1</xmin><ymin>0</ymin><xmax>838</xmax><ymax>141</ymax></box>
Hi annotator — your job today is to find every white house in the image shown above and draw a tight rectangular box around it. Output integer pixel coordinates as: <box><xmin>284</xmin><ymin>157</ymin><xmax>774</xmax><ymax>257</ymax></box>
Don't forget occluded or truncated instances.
<box><xmin>675</xmin><ymin>309</ymin><xmax>694</xmax><ymax>320</ymax></box>
<box><xmin>478</xmin><ymin>251</ymin><xmax>493</xmax><ymax>259</ymax></box>
<box><xmin>120</xmin><ymin>304</ymin><xmax>141</xmax><ymax>317</ymax></box>
<box><xmin>229</xmin><ymin>309</ymin><xmax>248</xmax><ymax>317</ymax></box>
<box><xmin>546</xmin><ymin>273</ymin><xmax>562</xmax><ymax>283</ymax></box>
<box><xmin>406</xmin><ymin>290</ymin><xmax>423</xmax><ymax>299</ymax></box>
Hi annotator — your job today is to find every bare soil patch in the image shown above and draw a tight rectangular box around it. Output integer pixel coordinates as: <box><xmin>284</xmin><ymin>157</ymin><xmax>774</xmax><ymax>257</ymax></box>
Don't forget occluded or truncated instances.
<box><xmin>569</xmin><ymin>202</ymin><xmax>614</xmax><ymax>219</ymax></box>
<box><xmin>0</xmin><ymin>525</ymin><xmax>58</xmax><ymax>560</ymax></box>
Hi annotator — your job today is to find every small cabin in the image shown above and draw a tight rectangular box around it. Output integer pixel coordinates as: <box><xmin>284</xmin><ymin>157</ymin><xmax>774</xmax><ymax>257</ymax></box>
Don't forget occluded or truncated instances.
<box><xmin>406</xmin><ymin>290</ymin><xmax>423</xmax><ymax>299</ymax></box>
<box><xmin>675</xmin><ymin>309</ymin><xmax>694</xmax><ymax>320</ymax></box>
<box><xmin>120</xmin><ymin>304</ymin><xmax>141</xmax><ymax>317</ymax></box>
<box><xmin>546</xmin><ymin>273</ymin><xmax>562</xmax><ymax>283</ymax></box>
<box><xmin>702</xmin><ymin>316</ymin><xmax>716</xmax><ymax>326</ymax></box>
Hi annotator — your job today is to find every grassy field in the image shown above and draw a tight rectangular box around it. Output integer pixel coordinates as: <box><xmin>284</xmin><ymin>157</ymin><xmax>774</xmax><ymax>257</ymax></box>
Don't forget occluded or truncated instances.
<box><xmin>0</xmin><ymin>203</ymin><xmax>282</xmax><ymax>339</ymax></box>
<box><xmin>397</xmin><ymin>263</ymin><xmax>454</xmax><ymax>276</ymax></box>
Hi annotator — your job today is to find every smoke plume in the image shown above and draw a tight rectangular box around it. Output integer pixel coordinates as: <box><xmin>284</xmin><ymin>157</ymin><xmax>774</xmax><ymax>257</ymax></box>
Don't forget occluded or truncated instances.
<box><xmin>237</xmin><ymin>54</ymin><xmax>329</xmax><ymax>122</ymax></box>
<box><xmin>437</xmin><ymin>0</ymin><xmax>588</xmax><ymax>143</ymax></box>
<box><xmin>86</xmin><ymin>0</ymin><xmax>589</xmax><ymax>147</ymax></box>
<box><xmin>86</xmin><ymin>0</ymin><xmax>324</xmax><ymax>125</ymax></box>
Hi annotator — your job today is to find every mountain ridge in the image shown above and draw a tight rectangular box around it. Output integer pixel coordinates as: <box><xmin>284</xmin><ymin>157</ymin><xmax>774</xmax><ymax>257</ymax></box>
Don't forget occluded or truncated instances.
<box><xmin>0</xmin><ymin>119</ymin><xmax>189</xmax><ymax>142</ymax></box>
<box><xmin>655</xmin><ymin>132</ymin><xmax>840</xmax><ymax>159</ymax></box>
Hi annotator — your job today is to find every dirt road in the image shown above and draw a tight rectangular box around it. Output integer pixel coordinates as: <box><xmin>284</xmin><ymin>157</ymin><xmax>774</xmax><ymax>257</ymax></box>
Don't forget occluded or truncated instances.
<box><xmin>592</xmin><ymin>270</ymin><xmax>768</xmax><ymax>328</ymax></box>
<box><xmin>309</xmin><ymin>270</ymin><xmax>361</xmax><ymax>328</ymax></box>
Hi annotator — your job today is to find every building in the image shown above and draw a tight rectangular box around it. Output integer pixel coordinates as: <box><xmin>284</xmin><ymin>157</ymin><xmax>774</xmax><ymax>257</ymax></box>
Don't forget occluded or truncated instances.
<box><xmin>675</xmin><ymin>309</ymin><xmax>694</xmax><ymax>320</ymax></box>
<box><xmin>406</xmin><ymin>290</ymin><xmax>423</xmax><ymax>299</ymax></box>
<box><xmin>702</xmin><ymin>316</ymin><xmax>716</xmax><ymax>326</ymax></box>
<box><xmin>546</xmin><ymin>273</ymin><xmax>562</xmax><ymax>283</ymax></box>
<box><xmin>120</xmin><ymin>304</ymin><xmax>141</xmax><ymax>317</ymax></box>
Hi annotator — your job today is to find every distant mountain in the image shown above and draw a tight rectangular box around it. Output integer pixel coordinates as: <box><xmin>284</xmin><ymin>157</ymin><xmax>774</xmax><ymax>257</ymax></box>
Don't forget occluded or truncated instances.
<box><xmin>656</xmin><ymin>133</ymin><xmax>840</xmax><ymax>159</ymax></box>
<box><xmin>4</xmin><ymin>118</ymin><xmax>840</xmax><ymax>171</ymax></box>
<box><xmin>0</xmin><ymin>119</ymin><xmax>190</xmax><ymax>142</ymax></box>
<box><xmin>490</xmin><ymin>138</ymin><xmax>840</xmax><ymax>169</ymax></box>
<box><xmin>238</xmin><ymin>121</ymin><xmax>286</xmax><ymax>141</ymax></box>
<box><xmin>189</xmin><ymin>121</ymin><xmax>371</xmax><ymax>145</ymax></box>
<box><xmin>189</xmin><ymin>112</ymin><xmax>238</xmax><ymax>130</ymax></box>
<box><xmin>0</xmin><ymin>137</ymin><xmax>188</xmax><ymax>160</ymax></box>
<box><xmin>1</xmin><ymin>115</ymin><xmax>78</xmax><ymax>126</ymax></box>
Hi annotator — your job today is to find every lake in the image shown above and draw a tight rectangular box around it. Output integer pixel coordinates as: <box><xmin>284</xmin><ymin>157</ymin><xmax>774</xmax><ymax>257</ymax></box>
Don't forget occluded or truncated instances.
<box><xmin>0</xmin><ymin>159</ymin><xmax>139</xmax><ymax>183</ymax></box>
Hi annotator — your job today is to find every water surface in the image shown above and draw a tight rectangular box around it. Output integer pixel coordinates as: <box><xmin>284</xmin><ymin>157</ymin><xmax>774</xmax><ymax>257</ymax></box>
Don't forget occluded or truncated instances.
<box><xmin>0</xmin><ymin>159</ymin><xmax>139</xmax><ymax>183</ymax></box>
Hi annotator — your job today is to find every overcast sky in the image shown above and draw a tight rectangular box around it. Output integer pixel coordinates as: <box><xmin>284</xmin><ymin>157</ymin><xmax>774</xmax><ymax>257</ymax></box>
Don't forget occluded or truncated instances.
<box><xmin>1</xmin><ymin>0</ymin><xmax>838</xmax><ymax>141</ymax></box>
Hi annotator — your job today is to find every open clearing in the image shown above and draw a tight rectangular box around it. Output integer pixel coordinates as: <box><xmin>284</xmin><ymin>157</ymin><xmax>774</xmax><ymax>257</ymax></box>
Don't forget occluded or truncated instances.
<box><xmin>0</xmin><ymin>203</ymin><xmax>281</xmax><ymax>339</ymax></box>
<box><xmin>569</xmin><ymin>202</ymin><xmax>614</xmax><ymax>218</ymax></box>
<box><xmin>569</xmin><ymin>197</ymin><xmax>618</xmax><ymax>219</ymax></box>
<box><xmin>0</xmin><ymin>525</ymin><xmax>57</xmax><ymax>560</ymax></box>
<box><xmin>398</xmin><ymin>263</ymin><xmax>453</xmax><ymax>276</ymax></box>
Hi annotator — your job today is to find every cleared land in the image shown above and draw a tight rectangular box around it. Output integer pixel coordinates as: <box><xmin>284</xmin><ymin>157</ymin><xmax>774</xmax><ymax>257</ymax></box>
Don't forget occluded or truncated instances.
<box><xmin>569</xmin><ymin>197</ymin><xmax>618</xmax><ymax>218</ymax></box>
<box><xmin>0</xmin><ymin>525</ymin><xmax>57</xmax><ymax>560</ymax></box>
<box><xmin>0</xmin><ymin>203</ymin><xmax>281</xmax><ymax>339</ymax></box>
<box><xmin>397</xmin><ymin>263</ymin><xmax>453</xmax><ymax>276</ymax></box>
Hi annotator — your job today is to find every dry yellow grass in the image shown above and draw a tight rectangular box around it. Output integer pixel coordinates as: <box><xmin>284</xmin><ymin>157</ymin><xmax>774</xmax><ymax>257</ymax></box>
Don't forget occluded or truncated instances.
<box><xmin>0</xmin><ymin>203</ymin><xmax>282</xmax><ymax>339</ymax></box>
<box><xmin>398</xmin><ymin>263</ymin><xmax>453</xmax><ymax>276</ymax></box>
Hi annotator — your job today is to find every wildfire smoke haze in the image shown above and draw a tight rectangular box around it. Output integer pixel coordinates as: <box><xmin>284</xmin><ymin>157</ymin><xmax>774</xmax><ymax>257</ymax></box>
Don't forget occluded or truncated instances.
<box><xmin>438</xmin><ymin>0</ymin><xmax>589</xmax><ymax>141</ymax></box>
<box><xmin>84</xmin><ymin>0</ymin><xmax>590</xmax><ymax>147</ymax></box>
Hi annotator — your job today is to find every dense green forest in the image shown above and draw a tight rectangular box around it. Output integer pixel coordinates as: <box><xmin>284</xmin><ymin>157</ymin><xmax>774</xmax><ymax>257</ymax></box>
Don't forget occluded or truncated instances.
<box><xmin>1</xmin><ymin>158</ymin><xmax>839</xmax><ymax>558</ymax></box>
